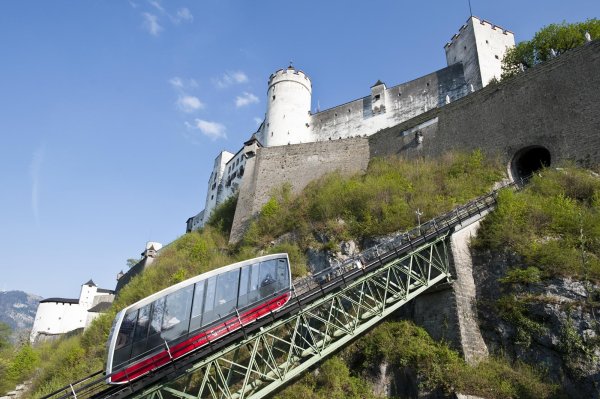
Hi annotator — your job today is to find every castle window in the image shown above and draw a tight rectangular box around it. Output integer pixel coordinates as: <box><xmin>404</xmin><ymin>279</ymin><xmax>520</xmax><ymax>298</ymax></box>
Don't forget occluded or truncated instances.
<box><xmin>486</xmin><ymin>40</ymin><xmax>489</xmax><ymax>44</ymax></box>
<box><xmin>374</xmin><ymin>94</ymin><xmax>380</xmax><ymax>101</ymax></box>
<box><xmin>272</xmin><ymin>95</ymin><xmax>276</xmax><ymax>101</ymax></box>
<box><xmin>495</xmin><ymin>55</ymin><xmax>499</xmax><ymax>59</ymax></box>
<box><xmin>211</xmin><ymin>195</ymin><xmax>214</xmax><ymax>200</ymax></box>
<box><xmin>464</xmin><ymin>46</ymin><xmax>467</xmax><ymax>50</ymax></box>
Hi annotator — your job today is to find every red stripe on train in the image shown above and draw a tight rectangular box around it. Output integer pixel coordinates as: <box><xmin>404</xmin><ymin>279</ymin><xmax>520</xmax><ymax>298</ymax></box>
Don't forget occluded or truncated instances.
<box><xmin>110</xmin><ymin>292</ymin><xmax>290</xmax><ymax>384</ymax></box>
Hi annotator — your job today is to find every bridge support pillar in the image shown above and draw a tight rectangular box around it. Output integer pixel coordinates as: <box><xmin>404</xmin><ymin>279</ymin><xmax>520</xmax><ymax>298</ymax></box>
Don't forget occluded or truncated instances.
<box><xmin>450</xmin><ymin>220</ymin><xmax>489</xmax><ymax>364</ymax></box>
<box><xmin>410</xmin><ymin>221</ymin><xmax>488</xmax><ymax>365</ymax></box>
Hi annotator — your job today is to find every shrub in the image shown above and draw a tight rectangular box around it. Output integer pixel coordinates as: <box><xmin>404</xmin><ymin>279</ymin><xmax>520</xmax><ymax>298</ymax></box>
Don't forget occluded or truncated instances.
<box><xmin>348</xmin><ymin>321</ymin><xmax>557</xmax><ymax>398</ymax></box>
<box><xmin>244</xmin><ymin>151</ymin><xmax>503</xmax><ymax>248</ymax></box>
<box><xmin>475</xmin><ymin>167</ymin><xmax>600</xmax><ymax>282</ymax></box>
<box><xmin>206</xmin><ymin>193</ymin><xmax>238</xmax><ymax>235</ymax></box>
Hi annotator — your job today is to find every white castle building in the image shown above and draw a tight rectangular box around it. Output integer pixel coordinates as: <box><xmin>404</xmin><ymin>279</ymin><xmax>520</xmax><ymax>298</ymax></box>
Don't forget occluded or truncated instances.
<box><xmin>30</xmin><ymin>279</ymin><xmax>114</xmax><ymax>344</ymax></box>
<box><xmin>186</xmin><ymin>16</ymin><xmax>515</xmax><ymax>232</ymax></box>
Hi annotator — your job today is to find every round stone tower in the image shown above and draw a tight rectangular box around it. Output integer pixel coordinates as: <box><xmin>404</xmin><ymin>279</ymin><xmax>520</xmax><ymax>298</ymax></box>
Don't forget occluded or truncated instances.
<box><xmin>262</xmin><ymin>65</ymin><xmax>312</xmax><ymax>147</ymax></box>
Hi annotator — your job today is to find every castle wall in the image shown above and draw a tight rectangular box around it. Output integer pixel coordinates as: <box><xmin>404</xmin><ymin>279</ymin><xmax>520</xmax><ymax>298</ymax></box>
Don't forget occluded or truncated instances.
<box><xmin>370</xmin><ymin>40</ymin><xmax>600</xmax><ymax>169</ymax></box>
<box><xmin>308</xmin><ymin>64</ymin><xmax>469</xmax><ymax>142</ymax></box>
<box><xmin>230</xmin><ymin>41</ymin><xmax>600</xmax><ymax>243</ymax></box>
<box><xmin>229</xmin><ymin>138</ymin><xmax>370</xmax><ymax>243</ymax></box>
<box><xmin>30</xmin><ymin>301</ymin><xmax>87</xmax><ymax>343</ymax></box>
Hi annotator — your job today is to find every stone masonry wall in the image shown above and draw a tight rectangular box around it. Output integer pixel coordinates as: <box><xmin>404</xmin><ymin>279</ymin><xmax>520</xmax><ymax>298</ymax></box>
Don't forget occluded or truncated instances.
<box><xmin>370</xmin><ymin>40</ymin><xmax>600</xmax><ymax>169</ymax></box>
<box><xmin>406</xmin><ymin>220</ymin><xmax>488</xmax><ymax>363</ymax></box>
<box><xmin>449</xmin><ymin>220</ymin><xmax>489</xmax><ymax>364</ymax></box>
<box><xmin>231</xmin><ymin>41</ymin><xmax>600</xmax><ymax>243</ymax></box>
<box><xmin>229</xmin><ymin>138</ymin><xmax>370</xmax><ymax>243</ymax></box>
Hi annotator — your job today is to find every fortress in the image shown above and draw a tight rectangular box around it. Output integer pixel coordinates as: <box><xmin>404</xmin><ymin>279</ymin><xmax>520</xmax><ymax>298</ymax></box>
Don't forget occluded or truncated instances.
<box><xmin>186</xmin><ymin>16</ymin><xmax>515</xmax><ymax>232</ymax></box>
<box><xmin>185</xmin><ymin>14</ymin><xmax>600</xmax><ymax>243</ymax></box>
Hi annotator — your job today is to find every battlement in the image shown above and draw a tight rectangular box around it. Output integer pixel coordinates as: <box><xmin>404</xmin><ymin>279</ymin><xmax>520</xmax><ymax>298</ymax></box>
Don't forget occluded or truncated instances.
<box><xmin>444</xmin><ymin>16</ymin><xmax>513</xmax><ymax>48</ymax></box>
<box><xmin>268</xmin><ymin>67</ymin><xmax>312</xmax><ymax>91</ymax></box>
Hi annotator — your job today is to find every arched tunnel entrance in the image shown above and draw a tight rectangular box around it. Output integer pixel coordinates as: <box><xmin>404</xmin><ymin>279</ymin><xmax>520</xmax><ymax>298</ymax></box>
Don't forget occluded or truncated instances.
<box><xmin>510</xmin><ymin>146</ymin><xmax>551</xmax><ymax>182</ymax></box>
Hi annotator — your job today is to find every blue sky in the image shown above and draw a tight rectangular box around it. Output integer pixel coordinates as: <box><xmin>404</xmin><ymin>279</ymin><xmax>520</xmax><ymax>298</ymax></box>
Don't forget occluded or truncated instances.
<box><xmin>1</xmin><ymin>1</ymin><xmax>598</xmax><ymax>299</ymax></box>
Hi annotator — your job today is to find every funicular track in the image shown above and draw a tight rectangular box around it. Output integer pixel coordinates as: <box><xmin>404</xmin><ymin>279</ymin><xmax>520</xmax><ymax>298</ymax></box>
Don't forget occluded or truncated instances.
<box><xmin>43</xmin><ymin>181</ymin><xmax>515</xmax><ymax>399</ymax></box>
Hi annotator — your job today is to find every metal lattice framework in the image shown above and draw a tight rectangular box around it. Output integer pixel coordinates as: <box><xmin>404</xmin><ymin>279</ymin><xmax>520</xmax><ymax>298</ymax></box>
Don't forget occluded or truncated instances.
<box><xmin>132</xmin><ymin>234</ymin><xmax>450</xmax><ymax>399</ymax></box>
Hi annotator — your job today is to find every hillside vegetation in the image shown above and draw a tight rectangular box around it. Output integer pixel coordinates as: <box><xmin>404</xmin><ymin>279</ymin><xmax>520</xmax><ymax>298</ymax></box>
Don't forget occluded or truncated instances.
<box><xmin>1</xmin><ymin>151</ymin><xmax>567</xmax><ymax>398</ymax></box>
<box><xmin>472</xmin><ymin>167</ymin><xmax>600</xmax><ymax>396</ymax></box>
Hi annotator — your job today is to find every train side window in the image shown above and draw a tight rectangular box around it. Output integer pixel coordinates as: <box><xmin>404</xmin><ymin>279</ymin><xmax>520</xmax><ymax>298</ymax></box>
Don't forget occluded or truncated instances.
<box><xmin>150</xmin><ymin>297</ymin><xmax>165</xmax><ymax>333</ymax></box>
<box><xmin>237</xmin><ymin>265</ymin><xmax>251</xmax><ymax>309</ymax></box>
<box><xmin>214</xmin><ymin>269</ymin><xmax>240</xmax><ymax>318</ymax></box>
<box><xmin>114</xmin><ymin>309</ymin><xmax>138</xmax><ymax>367</ymax></box>
<box><xmin>116</xmin><ymin>310</ymin><xmax>137</xmax><ymax>350</ymax></box>
<box><xmin>162</xmin><ymin>285</ymin><xmax>194</xmax><ymax>341</ymax></box>
<box><xmin>131</xmin><ymin>304</ymin><xmax>151</xmax><ymax>358</ymax></box>
<box><xmin>277</xmin><ymin>258</ymin><xmax>290</xmax><ymax>288</ymax></box>
<box><xmin>250</xmin><ymin>262</ymin><xmax>260</xmax><ymax>291</ymax></box>
<box><xmin>189</xmin><ymin>281</ymin><xmax>205</xmax><ymax>332</ymax></box>
<box><xmin>202</xmin><ymin>276</ymin><xmax>218</xmax><ymax>327</ymax></box>
<box><xmin>146</xmin><ymin>297</ymin><xmax>166</xmax><ymax>351</ymax></box>
<box><xmin>259</xmin><ymin>260</ymin><xmax>278</xmax><ymax>299</ymax></box>
<box><xmin>133</xmin><ymin>305</ymin><xmax>151</xmax><ymax>343</ymax></box>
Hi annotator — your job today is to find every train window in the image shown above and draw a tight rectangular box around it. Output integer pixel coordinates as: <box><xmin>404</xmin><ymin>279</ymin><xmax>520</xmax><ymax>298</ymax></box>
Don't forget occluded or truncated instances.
<box><xmin>213</xmin><ymin>269</ymin><xmax>240</xmax><ymax>319</ymax></box>
<box><xmin>113</xmin><ymin>310</ymin><xmax>138</xmax><ymax>367</ymax></box>
<box><xmin>150</xmin><ymin>297</ymin><xmax>165</xmax><ymax>333</ymax></box>
<box><xmin>239</xmin><ymin>265</ymin><xmax>250</xmax><ymax>299</ymax></box>
<box><xmin>131</xmin><ymin>304</ymin><xmax>151</xmax><ymax>357</ymax></box>
<box><xmin>250</xmin><ymin>262</ymin><xmax>260</xmax><ymax>292</ymax></box>
<box><xmin>189</xmin><ymin>281</ymin><xmax>205</xmax><ymax>332</ymax></box>
<box><xmin>133</xmin><ymin>305</ymin><xmax>151</xmax><ymax>343</ymax></box>
<box><xmin>162</xmin><ymin>285</ymin><xmax>194</xmax><ymax>341</ymax></box>
<box><xmin>116</xmin><ymin>310</ymin><xmax>137</xmax><ymax>350</ymax></box>
<box><xmin>238</xmin><ymin>263</ymin><xmax>260</xmax><ymax>309</ymax></box>
<box><xmin>277</xmin><ymin>259</ymin><xmax>290</xmax><ymax>287</ymax></box>
<box><xmin>259</xmin><ymin>260</ymin><xmax>278</xmax><ymax>299</ymax></box>
<box><xmin>146</xmin><ymin>297</ymin><xmax>166</xmax><ymax>350</ymax></box>
<box><xmin>202</xmin><ymin>276</ymin><xmax>218</xmax><ymax>327</ymax></box>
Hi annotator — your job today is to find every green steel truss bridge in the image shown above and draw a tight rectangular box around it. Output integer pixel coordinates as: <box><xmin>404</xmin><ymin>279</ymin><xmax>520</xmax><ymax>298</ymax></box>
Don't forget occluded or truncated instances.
<box><xmin>43</xmin><ymin>183</ymin><xmax>512</xmax><ymax>399</ymax></box>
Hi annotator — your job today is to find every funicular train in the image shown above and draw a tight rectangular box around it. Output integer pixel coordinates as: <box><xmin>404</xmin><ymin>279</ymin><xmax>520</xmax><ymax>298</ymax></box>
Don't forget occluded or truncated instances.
<box><xmin>105</xmin><ymin>253</ymin><xmax>292</xmax><ymax>384</ymax></box>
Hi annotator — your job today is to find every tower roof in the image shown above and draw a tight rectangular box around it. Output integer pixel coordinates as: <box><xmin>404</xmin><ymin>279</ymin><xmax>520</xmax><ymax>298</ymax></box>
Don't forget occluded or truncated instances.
<box><xmin>371</xmin><ymin>79</ymin><xmax>386</xmax><ymax>88</ymax></box>
<box><xmin>84</xmin><ymin>279</ymin><xmax>96</xmax><ymax>287</ymax></box>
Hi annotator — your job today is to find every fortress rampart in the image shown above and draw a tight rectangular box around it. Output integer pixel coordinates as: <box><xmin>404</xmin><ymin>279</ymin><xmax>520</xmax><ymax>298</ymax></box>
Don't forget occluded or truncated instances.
<box><xmin>230</xmin><ymin>40</ymin><xmax>600</xmax><ymax>241</ymax></box>
<box><xmin>369</xmin><ymin>39</ymin><xmax>600</xmax><ymax>169</ymax></box>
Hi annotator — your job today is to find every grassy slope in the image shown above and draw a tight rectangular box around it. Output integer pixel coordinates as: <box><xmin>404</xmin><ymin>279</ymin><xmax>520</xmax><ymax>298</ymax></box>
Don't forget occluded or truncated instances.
<box><xmin>0</xmin><ymin>152</ymin><xmax>563</xmax><ymax>397</ymax></box>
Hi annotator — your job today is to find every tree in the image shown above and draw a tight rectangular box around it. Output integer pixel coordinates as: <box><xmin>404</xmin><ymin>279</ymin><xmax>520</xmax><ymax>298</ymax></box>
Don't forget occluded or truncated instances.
<box><xmin>502</xmin><ymin>19</ymin><xmax>600</xmax><ymax>79</ymax></box>
<box><xmin>126</xmin><ymin>258</ymin><xmax>141</xmax><ymax>268</ymax></box>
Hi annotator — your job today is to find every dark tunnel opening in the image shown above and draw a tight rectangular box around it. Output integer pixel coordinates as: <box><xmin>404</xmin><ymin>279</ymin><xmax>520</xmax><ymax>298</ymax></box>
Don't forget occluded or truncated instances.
<box><xmin>511</xmin><ymin>146</ymin><xmax>552</xmax><ymax>182</ymax></box>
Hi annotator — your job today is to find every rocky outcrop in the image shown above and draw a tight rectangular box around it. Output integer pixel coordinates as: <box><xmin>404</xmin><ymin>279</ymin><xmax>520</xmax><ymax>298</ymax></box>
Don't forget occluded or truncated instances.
<box><xmin>473</xmin><ymin>250</ymin><xmax>600</xmax><ymax>398</ymax></box>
